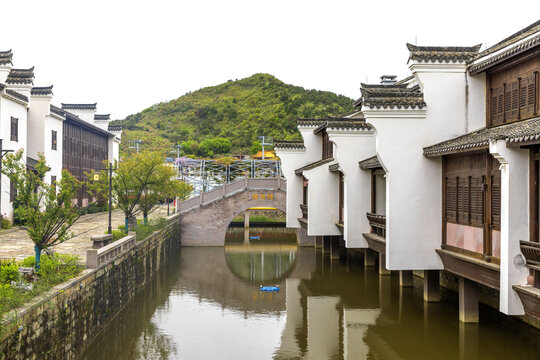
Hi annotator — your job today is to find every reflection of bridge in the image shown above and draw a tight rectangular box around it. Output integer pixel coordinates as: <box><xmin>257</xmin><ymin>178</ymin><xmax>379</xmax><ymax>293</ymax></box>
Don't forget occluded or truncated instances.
<box><xmin>178</xmin><ymin>178</ymin><xmax>287</xmax><ymax>246</ymax></box>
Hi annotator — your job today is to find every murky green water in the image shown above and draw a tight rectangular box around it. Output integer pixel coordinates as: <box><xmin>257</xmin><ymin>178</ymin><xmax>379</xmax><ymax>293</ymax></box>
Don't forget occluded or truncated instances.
<box><xmin>82</xmin><ymin>228</ymin><xmax>540</xmax><ymax>359</ymax></box>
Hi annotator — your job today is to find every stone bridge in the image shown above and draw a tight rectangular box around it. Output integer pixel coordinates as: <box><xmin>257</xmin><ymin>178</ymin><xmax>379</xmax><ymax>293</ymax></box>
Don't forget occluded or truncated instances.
<box><xmin>178</xmin><ymin>177</ymin><xmax>287</xmax><ymax>246</ymax></box>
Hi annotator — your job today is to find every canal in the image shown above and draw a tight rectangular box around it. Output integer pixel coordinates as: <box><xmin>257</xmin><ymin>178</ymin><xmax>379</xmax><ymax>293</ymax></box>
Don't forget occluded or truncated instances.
<box><xmin>81</xmin><ymin>228</ymin><xmax>540</xmax><ymax>359</ymax></box>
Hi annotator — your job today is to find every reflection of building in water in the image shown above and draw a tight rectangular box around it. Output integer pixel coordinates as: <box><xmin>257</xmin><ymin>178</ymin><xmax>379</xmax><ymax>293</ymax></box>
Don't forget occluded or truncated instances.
<box><xmin>274</xmin><ymin>275</ymin><xmax>382</xmax><ymax>360</ymax></box>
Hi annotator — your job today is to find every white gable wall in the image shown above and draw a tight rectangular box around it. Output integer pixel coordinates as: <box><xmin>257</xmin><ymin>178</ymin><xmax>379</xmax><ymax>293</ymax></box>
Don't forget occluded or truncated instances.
<box><xmin>328</xmin><ymin>131</ymin><xmax>375</xmax><ymax>247</ymax></box>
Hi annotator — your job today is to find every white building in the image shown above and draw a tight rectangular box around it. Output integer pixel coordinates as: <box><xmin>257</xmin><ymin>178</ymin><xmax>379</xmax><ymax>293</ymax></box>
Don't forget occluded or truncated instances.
<box><xmin>277</xmin><ymin>19</ymin><xmax>540</xmax><ymax>325</ymax></box>
<box><xmin>0</xmin><ymin>49</ymin><xmax>121</xmax><ymax>220</ymax></box>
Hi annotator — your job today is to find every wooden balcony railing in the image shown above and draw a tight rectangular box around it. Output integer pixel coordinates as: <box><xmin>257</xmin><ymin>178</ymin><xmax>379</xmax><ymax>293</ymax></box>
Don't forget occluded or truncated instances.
<box><xmin>367</xmin><ymin>212</ymin><xmax>386</xmax><ymax>239</ymax></box>
<box><xmin>300</xmin><ymin>204</ymin><xmax>308</xmax><ymax>219</ymax></box>
<box><xmin>520</xmin><ymin>240</ymin><xmax>540</xmax><ymax>271</ymax></box>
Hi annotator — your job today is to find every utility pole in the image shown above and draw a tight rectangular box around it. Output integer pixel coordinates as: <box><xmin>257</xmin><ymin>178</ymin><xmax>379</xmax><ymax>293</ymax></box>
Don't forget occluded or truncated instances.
<box><xmin>174</xmin><ymin>144</ymin><xmax>182</xmax><ymax>158</ymax></box>
<box><xmin>129</xmin><ymin>140</ymin><xmax>142</xmax><ymax>153</ymax></box>
<box><xmin>258</xmin><ymin>136</ymin><xmax>273</xmax><ymax>160</ymax></box>
<box><xmin>0</xmin><ymin>139</ymin><xmax>14</xmax><ymax>224</ymax></box>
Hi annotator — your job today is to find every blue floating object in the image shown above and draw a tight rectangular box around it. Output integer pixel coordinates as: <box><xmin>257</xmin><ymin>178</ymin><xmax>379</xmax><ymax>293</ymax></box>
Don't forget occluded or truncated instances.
<box><xmin>250</xmin><ymin>236</ymin><xmax>260</xmax><ymax>240</ymax></box>
<box><xmin>260</xmin><ymin>285</ymin><xmax>280</xmax><ymax>292</ymax></box>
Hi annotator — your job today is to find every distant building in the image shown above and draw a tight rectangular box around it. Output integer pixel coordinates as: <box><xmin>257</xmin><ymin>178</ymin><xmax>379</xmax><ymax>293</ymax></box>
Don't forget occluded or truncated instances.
<box><xmin>252</xmin><ymin>150</ymin><xmax>277</xmax><ymax>160</ymax></box>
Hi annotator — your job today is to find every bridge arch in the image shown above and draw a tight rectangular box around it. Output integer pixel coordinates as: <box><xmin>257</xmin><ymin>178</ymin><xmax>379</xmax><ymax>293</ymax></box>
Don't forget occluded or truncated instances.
<box><xmin>179</xmin><ymin>178</ymin><xmax>287</xmax><ymax>246</ymax></box>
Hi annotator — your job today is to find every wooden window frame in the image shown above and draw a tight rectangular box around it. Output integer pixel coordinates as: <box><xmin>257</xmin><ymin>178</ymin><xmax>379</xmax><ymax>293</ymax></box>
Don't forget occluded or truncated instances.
<box><xmin>338</xmin><ymin>172</ymin><xmax>344</xmax><ymax>224</ymax></box>
<box><xmin>52</xmin><ymin>130</ymin><xmax>57</xmax><ymax>150</ymax></box>
<box><xmin>442</xmin><ymin>151</ymin><xmax>501</xmax><ymax>262</ymax></box>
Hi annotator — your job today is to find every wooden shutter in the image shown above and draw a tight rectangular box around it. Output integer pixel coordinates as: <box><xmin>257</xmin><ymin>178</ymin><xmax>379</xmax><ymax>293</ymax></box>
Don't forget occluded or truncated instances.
<box><xmin>491</xmin><ymin>175</ymin><xmax>501</xmax><ymax>228</ymax></box>
<box><xmin>445</xmin><ymin>177</ymin><xmax>457</xmax><ymax>222</ymax></box>
<box><xmin>457</xmin><ymin>177</ymin><xmax>470</xmax><ymax>222</ymax></box>
<box><xmin>469</xmin><ymin>177</ymin><xmax>484</xmax><ymax>226</ymax></box>
<box><xmin>52</xmin><ymin>130</ymin><xmax>57</xmax><ymax>150</ymax></box>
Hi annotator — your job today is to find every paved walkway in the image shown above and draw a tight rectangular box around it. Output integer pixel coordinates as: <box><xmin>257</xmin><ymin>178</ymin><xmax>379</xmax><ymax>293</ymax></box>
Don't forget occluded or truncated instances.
<box><xmin>0</xmin><ymin>206</ymin><xmax>173</xmax><ymax>264</ymax></box>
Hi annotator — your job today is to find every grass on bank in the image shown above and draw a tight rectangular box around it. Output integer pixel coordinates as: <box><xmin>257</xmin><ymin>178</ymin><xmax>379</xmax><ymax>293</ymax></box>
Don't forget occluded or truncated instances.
<box><xmin>0</xmin><ymin>253</ymin><xmax>84</xmax><ymax>325</ymax></box>
<box><xmin>109</xmin><ymin>217</ymin><xmax>169</xmax><ymax>242</ymax></box>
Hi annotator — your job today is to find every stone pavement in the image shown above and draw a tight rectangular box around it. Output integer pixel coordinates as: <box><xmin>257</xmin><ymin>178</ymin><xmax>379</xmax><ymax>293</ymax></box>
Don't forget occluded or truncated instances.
<box><xmin>0</xmin><ymin>206</ymin><xmax>173</xmax><ymax>264</ymax></box>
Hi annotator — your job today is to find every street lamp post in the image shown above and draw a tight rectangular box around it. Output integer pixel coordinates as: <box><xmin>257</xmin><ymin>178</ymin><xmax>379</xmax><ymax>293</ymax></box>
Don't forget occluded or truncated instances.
<box><xmin>106</xmin><ymin>162</ymin><xmax>116</xmax><ymax>234</ymax></box>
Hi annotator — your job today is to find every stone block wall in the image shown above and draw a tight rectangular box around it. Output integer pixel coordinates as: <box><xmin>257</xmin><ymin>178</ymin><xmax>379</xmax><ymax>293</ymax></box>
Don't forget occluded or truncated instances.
<box><xmin>0</xmin><ymin>214</ymin><xmax>181</xmax><ymax>360</ymax></box>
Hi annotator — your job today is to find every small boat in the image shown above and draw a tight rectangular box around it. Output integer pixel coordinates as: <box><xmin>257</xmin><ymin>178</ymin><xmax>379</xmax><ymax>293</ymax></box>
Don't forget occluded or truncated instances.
<box><xmin>250</xmin><ymin>236</ymin><xmax>260</xmax><ymax>240</ymax></box>
<box><xmin>260</xmin><ymin>285</ymin><xmax>280</xmax><ymax>292</ymax></box>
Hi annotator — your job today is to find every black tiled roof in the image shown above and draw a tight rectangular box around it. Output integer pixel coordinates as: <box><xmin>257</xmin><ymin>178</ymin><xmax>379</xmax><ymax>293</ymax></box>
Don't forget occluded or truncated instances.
<box><xmin>0</xmin><ymin>50</ymin><xmax>13</xmax><ymax>65</ymax></box>
<box><xmin>358</xmin><ymin>156</ymin><xmax>381</xmax><ymax>170</ymax></box>
<box><xmin>61</xmin><ymin>103</ymin><xmax>97</xmax><ymax>110</ymax></box>
<box><xmin>94</xmin><ymin>114</ymin><xmax>111</xmax><ymax>121</ymax></box>
<box><xmin>5</xmin><ymin>89</ymin><xmax>28</xmax><ymax>103</ymax></box>
<box><xmin>274</xmin><ymin>140</ymin><xmax>305</xmax><ymax>150</ymax></box>
<box><xmin>314</xmin><ymin>117</ymin><xmax>372</xmax><ymax>134</ymax></box>
<box><xmin>407</xmin><ymin>44</ymin><xmax>481</xmax><ymax>63</ymax></box>
<box><xmin>295</xmin><ymin>157</ymin><xmax>334</xmax><ymax>176</ymax></box>
<box><xmin>297</xmin><ymin>118</ymin><xmax>326</xmax><ymax>127</ymax></box>
<box><xmin>359</xmin><ymin>84</ymin><xmax>426</xmax><ymax>109</ymax></box>
<box><xmin>469</xmin><ymin>29</ymin><xmax>540</xmax><ymax>74</ymax></box>
<box><xmin>50</xmin><ymin>105</ymin><xmax>66</xmax><ymax>118</ymax></box>
<box><xmin>6</xmin><ymin>67</ymin><xmax>34</xmax><ymax>85</ymax></box>
<box><xmin>31</xmin><ymin>85</ymin><xmax>53</xmax><ymax>96</ymax></box>
<box><xmin>424</xmin><ymin>117</ymin><xmax>540</xmax><ymax>157</ymax></box>
<box><xmin>108</xmin><ymin>124</ymin><xmax>122</xmax><ymax>132</ymax></box>
<box><xmin>52</xmin><ymin>105</ymin><xmax>114</xmax><ymax>137</ymax></box>
<box><xmin>476</xmin><ymin>20</ymin><xmax>540</xmax><ymax>59</ymax></box>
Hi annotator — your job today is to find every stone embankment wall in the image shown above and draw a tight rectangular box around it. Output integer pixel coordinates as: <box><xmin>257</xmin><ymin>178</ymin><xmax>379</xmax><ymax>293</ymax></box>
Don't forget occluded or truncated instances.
<box><xmin>0</xmin><ymin>213</ymin><xmax>181</xmax><ymax>360</ymax></box>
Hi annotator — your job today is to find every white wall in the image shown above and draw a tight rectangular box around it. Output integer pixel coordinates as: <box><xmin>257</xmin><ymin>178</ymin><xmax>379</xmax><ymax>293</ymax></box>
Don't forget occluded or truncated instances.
<box><xmin>490</xmin><ymin>140</ymin><xmax>529</xmax><ymax>315</ymax></box>
<box><xmin>28</xmin><ymin>95</ymin><xmax>64</xmax><ymax>184</ymax></box>
<box><xmin>67</xmin><ymin>108</ymin><xmax>95</xmax><ymax>123</ymax></box>
<box><xmin>109</xmin><ymin>137</ymin><xmax>120</xmax><ymax>163</ymax></box>
<box><xmin>467</xmin><ymin>72</ymin><xmax>486</xmax><ymax>132</ymax></box>
<box><xmin>363</xmin><ymin>62</ymin><xmax>474</xmax><ymax>270</ymax></box>
<box><xmin>303</xmin><ymin>159</ymin><xmax>341</xmax><ymax>236</ymax></box>
<box><xmin>276</xmin><ymin>125</ymin><xmax>323</xmax><ymax>228</ymax></box>
<box><xmin>0</xmin><ymin>95</ymin><xmax>28</xmax><ymax>220</ymax></box>
<box><xmin>328</xmin><ymin>132</ymin><xmax>375</xmax><ymax>247</ymax></box>
<box><xmin>275</xmin><ymin>149</ymin><xmax>307</xmax><ymax>227</ymax></box>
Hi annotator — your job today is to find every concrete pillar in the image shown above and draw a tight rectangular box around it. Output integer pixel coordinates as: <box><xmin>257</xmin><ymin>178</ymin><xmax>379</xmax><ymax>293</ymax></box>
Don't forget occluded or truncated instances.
<box><xmin>423</xmin><ymin>270</ymin><xmax>440</xmax><ymax>302</ymax></box>
<box><xmin>323</xmin><ymin>236</ymin><xmax>331</xmax><ymax>255</ymax></box>
<box><xmin>399</xmin><ymin>270</ymin><xmax>413</xmax><ymax>287</ymax></box>
<box><xmin>315</xmin><ymin>236</ymin><xmax>323</xmax><ymax>249</ymax></box>
<box><xmin>459</xmin><ymin>277</ymin><xmax>479</xmax><ymax>323</ymax></box>
<box><xmin>364</xmin><ymin>248</ymin><xmax>375</xmax><ymax>267</ymax></box>
<box><xmin>459</xmin><ymin>322</ymin><xmax>479</xmax><ymax>360</ymax></box>
<box><xmin>330</xmin><ymin>236</ymin><xmax>340</xmax><ymax>260</ymax></box>
<box><xmin>378</xmin><ymin>253</ymin><xmax>391</xmax><ymax>275</ymax></box>
<box><xmin>379</xmin><ymin>274</ymin><xmax>392</xmax><ymax>309</ymax></box>
<box><xmin>244</xmin><ymin>210</ymin><xmax>250</xmax><ymax>228</ymax></box>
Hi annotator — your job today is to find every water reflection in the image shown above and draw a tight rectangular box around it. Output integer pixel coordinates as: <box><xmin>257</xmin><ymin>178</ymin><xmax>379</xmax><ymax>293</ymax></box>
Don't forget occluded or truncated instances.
<box><xmin>225</xmin><ymin>228</ymin><xmax>297</xmax><ymax>283</ymax></box>
<box><xmin>82</xmin><ymin>228</ymin><xmax>540</xmax><ymax>360</ymax></box>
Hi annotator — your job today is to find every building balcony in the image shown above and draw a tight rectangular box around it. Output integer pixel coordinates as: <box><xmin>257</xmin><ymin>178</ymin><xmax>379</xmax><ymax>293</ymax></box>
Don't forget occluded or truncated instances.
<box><xmin>366</xmin><ymin>212</ymin><xmax>386</xmax><ymax>239</ymax></box>
<box><xmin>520</xmin><ymin>240</ymin><xmax>540</xmax><ymax>271</ymax></box>
<box><xmin>300</xmin><ymin>204</ymin><xmax>308</xmax><ymax>219</ymax></box>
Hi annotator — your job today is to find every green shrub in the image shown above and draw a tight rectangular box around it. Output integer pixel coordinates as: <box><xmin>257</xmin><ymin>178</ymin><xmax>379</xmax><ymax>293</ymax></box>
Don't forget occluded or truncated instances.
<box><xmin>110</xmin><ymin>230</ymin><xmax>126</xmax><ymax>242</ymax></box>
<box><xmin>20</xmin><ymin>253</ymin><xmax>81</xmax><ymax>283</ymax></box>
<box><xmin>1</xmin><ymin>218</ymin><xmax>12</xmax><ymax>229</ymax></box>
<box><xmin>0</xmin><ymin>260</ymin><xmax>20</xmax><ymax>284</ymax></box>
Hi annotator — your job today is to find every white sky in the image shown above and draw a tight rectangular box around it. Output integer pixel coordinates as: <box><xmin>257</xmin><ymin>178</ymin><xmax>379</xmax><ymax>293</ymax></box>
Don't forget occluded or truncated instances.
<box><xmin>2</xmin><ymin>1</ymin><xmax>539</xmax><ymax>119</ymax></box>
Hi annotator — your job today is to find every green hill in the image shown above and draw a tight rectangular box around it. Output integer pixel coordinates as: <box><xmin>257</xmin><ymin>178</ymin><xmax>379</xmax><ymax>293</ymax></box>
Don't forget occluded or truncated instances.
<box><xmin>119</xmin><ymin>73</ymin><xmax>354</xmax><ymax>156</ymax></box>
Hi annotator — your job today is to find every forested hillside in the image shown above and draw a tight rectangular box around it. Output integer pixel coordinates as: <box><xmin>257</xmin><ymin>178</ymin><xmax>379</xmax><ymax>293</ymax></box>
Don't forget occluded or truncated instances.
<box><xmin>119</xmin><ymin>73</ymin><xmax>354</xmax><ymax>156</ymax></box>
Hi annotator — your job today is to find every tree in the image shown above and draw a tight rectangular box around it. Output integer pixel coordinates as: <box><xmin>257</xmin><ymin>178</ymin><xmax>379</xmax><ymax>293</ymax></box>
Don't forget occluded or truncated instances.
<box><xmin>2</xmin><ymin>150</ymin><xmax>83</xmax><ymax>270</ymax></box>
<box><xmin>138</xmin><ymin>162</ymin><xmax>186</xmax><ymax>225</ymax></box>
<box><xmin>251</xmin><ymin>141</ymin><xmax>262</xmax><ymax>155</ymax></box>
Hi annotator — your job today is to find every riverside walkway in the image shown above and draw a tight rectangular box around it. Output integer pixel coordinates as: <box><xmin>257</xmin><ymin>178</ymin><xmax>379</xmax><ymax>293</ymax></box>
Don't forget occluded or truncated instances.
<box><xmin>0</xmin><ymin>207</ymin><xmax>170</xmax><ymax>263</ymax></box>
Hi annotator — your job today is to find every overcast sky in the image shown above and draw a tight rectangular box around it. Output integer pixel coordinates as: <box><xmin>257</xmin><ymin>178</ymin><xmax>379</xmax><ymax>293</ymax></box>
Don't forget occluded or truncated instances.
<box><xmin>2</xmin><ymin>1</ymin><xmax>539</xmax><ymax>119</ymax></box>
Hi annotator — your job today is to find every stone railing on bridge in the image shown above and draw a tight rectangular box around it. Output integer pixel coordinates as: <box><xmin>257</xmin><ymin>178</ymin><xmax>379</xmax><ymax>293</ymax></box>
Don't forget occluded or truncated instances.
<box><xmin>179</xmin><ymin>177</ymin><xmax>286</xmax><ymax>214</ymax></box>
